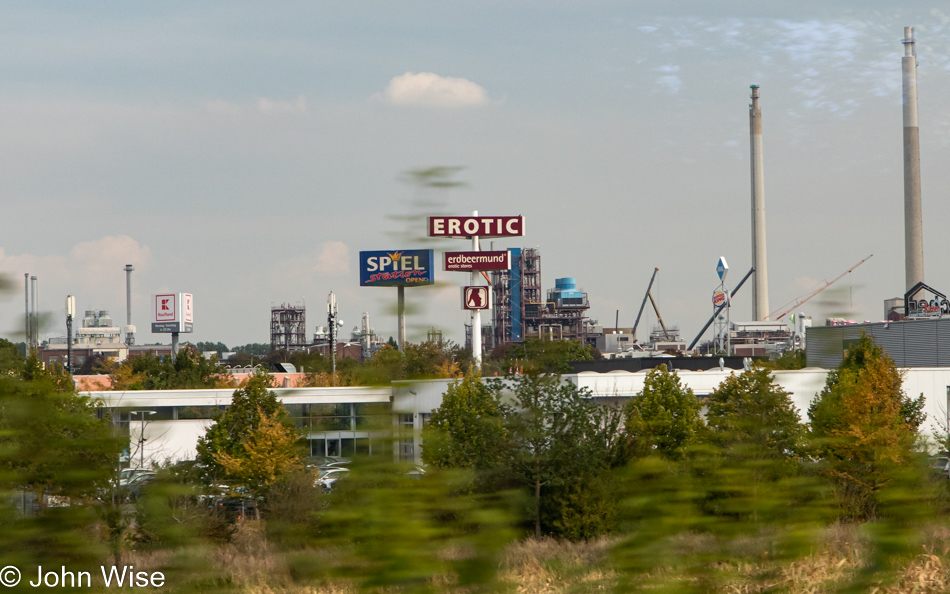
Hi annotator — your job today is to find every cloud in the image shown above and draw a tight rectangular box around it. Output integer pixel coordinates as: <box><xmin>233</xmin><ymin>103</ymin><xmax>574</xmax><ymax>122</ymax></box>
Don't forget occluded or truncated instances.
<box><xmin>257</xmin><ymin>95</ymin><xmax>307</xmax><ymax>115</ymax></box>
<box><xmin>269</xmin><ymin>241</ymin><xmax>350</xmax><ymax>287</ymax></box>
<box><xmin>204</xmin><ymin>100</ymin><xmax>242</xmax><ymax>115</ymax></box>
<box><xmin>68</xmin><ymin>236</ymin><xmax>151</xmax><ymax>294</ymax></box>
<box><xmin>314</xmin><ymin>241</ymin><xmax>349</xmax><ymax>275</ymax></box>
<box><xmin>375</xmin><ymin>72</ymin><xmax>489</xmax><ymax>107</ymax></box>
<box><xmin>0</xmin><ymin>236</ymin><xmax>150</xmax><ymax>336</ymax></box>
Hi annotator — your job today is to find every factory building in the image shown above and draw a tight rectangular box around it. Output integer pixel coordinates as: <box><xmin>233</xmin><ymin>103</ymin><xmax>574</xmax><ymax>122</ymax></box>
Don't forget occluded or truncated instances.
<box><xmin>489</xmin><ymin>247</ymin><xmax>590</xmax><ymax>347</ymax></box>
<box><xmin>270</xmin><ymin>304</ymin><xmax>307</xmax><ymax>352</ymax></box>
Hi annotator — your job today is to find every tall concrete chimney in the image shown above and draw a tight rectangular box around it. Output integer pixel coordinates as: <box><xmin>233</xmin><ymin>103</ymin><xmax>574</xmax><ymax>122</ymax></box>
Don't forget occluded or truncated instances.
<box><xmin>902</xmin><ymin>26</ymin><xmax>924</xmax><ymax>291</ymax></box>
<box><xmin>749</xmin><ymin>85</ymin><xmax>769</xmax><ymax>320</ymax></box>
<box><xmin>124</xmin><ymin>264</ymin><xmax>136</xmax><ymax>345</ymax></box>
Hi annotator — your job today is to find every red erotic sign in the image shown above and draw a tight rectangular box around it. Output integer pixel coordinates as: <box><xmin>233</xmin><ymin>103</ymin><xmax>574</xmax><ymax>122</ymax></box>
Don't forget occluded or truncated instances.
<box><xmin>428</xmin><ymin>216</ymin><xmax>525</xmax><ymax>237</ymax></box>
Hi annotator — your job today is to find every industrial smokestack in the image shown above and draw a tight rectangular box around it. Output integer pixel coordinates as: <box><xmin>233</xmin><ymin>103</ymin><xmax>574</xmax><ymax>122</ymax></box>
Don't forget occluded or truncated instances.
<box><xmin>124</xmin><ymin>264</ymin><xmax>136</xmax><ymax>345</ymax></box>
<box><xmin>30</xmin><ymin>275</ymin><xmax>37</xmax><ymax>348</ymax></box>
<box><xmin>749</xmin><ymin>85</ymin><xmax>769</xmax><ymax>320</ymax></box>
<box><xmin>24</xmin><ymin>273</ymin><xmax>29</xmax><ymax>348</ymax></box>
<box><xmin>902</xmin><ymin>26</ymin><xmax>924</xmax><ymax>291</ymax></box>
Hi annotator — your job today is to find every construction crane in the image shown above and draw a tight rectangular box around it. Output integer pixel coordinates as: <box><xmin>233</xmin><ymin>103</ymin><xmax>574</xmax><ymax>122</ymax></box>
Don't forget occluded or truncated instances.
<box><xmin>767</xmin><ymin>254</ymin><xmax>873</xmax><ymax>321</ymax></box>
<box><xmin>632</xmin><ymin>268</ymin><xmax>671</xmax><ymax>342</ymax></box>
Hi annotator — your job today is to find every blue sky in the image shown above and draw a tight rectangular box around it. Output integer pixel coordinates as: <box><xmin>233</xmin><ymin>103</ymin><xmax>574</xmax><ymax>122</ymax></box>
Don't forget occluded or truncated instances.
<box><xmin>2</xmin><ymin>2</ymin><xmax>950</xmax><ymax>348</ymax></box>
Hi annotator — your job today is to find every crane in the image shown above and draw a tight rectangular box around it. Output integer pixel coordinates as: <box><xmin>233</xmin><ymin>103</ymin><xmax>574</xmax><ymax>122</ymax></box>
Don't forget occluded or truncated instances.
<box><xmin>767</xmin><ymin>254</ymin><xmax>873</xmax><ymax>321</ymax></box>
<box><xmin>632</xmin><ymin>268</ymin><xmax>671</xmax><ymax>342</ymax></box>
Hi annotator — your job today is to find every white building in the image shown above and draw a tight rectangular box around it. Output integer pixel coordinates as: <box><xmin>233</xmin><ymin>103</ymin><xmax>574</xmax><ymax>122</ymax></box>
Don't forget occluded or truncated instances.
<box><xmin>86</xmin><ymin>366</ymin><xmax>950</xmax><ymax>469</ymax></box>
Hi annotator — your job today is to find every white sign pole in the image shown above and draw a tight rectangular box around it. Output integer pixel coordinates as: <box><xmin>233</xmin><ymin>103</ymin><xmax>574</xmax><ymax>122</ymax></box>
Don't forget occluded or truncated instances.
<box><xmin>472</xmin><ymin>210</ymin><xmax>482</xmax><ymax>368</ymax></box>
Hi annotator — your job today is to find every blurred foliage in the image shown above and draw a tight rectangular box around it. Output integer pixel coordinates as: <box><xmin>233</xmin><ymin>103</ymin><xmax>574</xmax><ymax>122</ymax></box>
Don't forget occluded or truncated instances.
<box><xmin>0</xmin><ymin>327</ymin><xmax>947</xmax><ymax>591</ymax></box>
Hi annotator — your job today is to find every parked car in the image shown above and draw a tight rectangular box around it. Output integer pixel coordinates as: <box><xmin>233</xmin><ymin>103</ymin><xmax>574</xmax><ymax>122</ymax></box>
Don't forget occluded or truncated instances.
<box><xmin>931</xmin><ymin>456</ymin><xmax>949</xmax><ymax>479</ymax></box>
<box><xmin>315</xmin><ymin>467</ymin><xmax>350</xmax><ymax>491</ymax></box>
<box><xmin>123</xmin><ymin>471</ymin><xmax>157</xmax><ymax>501</ymax></box>
<box><xmin>118</xmin><ymin>468</ymin><xmax>153</xmax><ymax>487</ymax></box>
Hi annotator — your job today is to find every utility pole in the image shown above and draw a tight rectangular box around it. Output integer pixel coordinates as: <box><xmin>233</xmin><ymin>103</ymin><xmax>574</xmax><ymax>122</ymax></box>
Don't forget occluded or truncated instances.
<box><xmin>131</xmin><ymin>410</ymin><xmax>155</xmax><ymax>469</ymax></box>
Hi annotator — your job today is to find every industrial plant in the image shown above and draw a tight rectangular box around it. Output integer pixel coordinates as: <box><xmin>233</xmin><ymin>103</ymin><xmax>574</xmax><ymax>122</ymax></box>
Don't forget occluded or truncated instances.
<box><xmin>22</xmin><ymin>26</ymin><xmax>948</xmax><ymax>378</ymax></box>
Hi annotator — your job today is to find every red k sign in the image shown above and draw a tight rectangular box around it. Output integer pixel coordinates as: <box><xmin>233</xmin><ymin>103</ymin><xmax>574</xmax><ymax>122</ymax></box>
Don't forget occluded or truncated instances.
<box><xmin>155</xmin><ymin>294</ymin><xmax>176</xmax><ymax>321</ymax></box>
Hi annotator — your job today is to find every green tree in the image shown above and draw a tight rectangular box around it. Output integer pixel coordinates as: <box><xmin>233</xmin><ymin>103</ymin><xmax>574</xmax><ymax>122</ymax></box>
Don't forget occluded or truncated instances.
<box><xmin>701</xmin><ymin>367</ymin><xmax>811</xmax><ymax>526</ymax></box>
<box><xmin>625</xmin><ymin>366</ymin><xmax>704</xmax><ymax>461</ymax></box>
<box><xmin>706</xmin><ymin>367</ymin><xmax>806</xmax><ymax>476</ymax></box>
<box><xmin>495</xmin><ymin>338</ymin><xmax>594</xmax><ymax>374</ymax></box>
<box><xmin>232</xmin><ymin>343</ymin><xmax>271</xmax><ymax>356</ymax></box>
<box><xmin>422</xmin><ymin>371</ymin><xmax>509</xmax><ymax>471</ymax></box>
<box><xmin>0</xmin><ymin>338</ymin><xmax>25</xmax><ymax>375</ymax></box>
<box><xmin>505</xmin><ymin>371</ymin><xmax>626</xmax><ymax>538</ymax></box>
<box><xmin>195</xmin><ymin>373</ymin><xmax>301</xmax><ymax>491</ymax></box>
<box><xmin>214</xmin><ymin>409</ymin><xmax>302</xmax><ymax>500</ymax></box>
<box><xmin>195</xmin><ymin>341</ymin><xmax>229</xmax><ymax>355</ymax></box>
<box><xmin>0</xmin><ymin>364</ymin><xmax>122</xmax><ymax>502</ymax></box>
<box><xmin>107</xmin><ymin>347</ymin><xmax>229</xmax><ymax>390</ymax></box>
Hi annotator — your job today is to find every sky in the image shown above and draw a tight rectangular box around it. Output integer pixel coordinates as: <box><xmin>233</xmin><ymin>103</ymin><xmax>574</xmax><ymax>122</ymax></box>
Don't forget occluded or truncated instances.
<box><xmin>2</xmin><ymin>1</ymin><xmax>950</xmax><ymax>349</ymax></box>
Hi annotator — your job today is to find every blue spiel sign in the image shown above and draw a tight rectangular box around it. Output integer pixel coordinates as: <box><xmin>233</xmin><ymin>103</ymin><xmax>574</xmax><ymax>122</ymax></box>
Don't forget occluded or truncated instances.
<box><xmin>359</xmin><ymin>250</ymin><xmax>435</xmax><ymax>287</ymax></box>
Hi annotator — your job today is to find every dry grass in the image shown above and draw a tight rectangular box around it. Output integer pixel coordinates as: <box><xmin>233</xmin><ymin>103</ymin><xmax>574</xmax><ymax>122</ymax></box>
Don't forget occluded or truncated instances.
<box><xmin>114</xmin><ymin>523</ymin><xmax>950</xmax><ymax>593</ymax></box>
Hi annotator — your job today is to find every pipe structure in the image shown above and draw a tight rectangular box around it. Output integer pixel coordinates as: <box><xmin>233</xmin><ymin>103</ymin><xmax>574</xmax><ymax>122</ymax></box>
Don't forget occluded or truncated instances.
<box><xmin>749</xmin><ymin>85</ymin><xmax>769</xmax><ymax>320</ymax></box>
<box><xmin>902</xmin><ymin>26</ymin><xmax>924</xmax><ymax>290</ymax></box>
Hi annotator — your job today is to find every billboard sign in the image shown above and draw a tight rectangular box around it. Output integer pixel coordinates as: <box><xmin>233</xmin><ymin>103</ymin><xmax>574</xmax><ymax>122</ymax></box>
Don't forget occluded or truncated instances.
<box><xmin>462</xmin><ymin>286</ymin><xmax>491</xmax><ymax>310</ymax></box>
<box><xmin>152</xmin><ymin>293</ymin><xmax>194</xmax><ymax>333</ymax></box>
<box><xmin>444</xmin><ymin>250</ymin><xmax>511</xmax><ymax>271</ymax></box>
<box><xmin>359</xmin><ymin>250</ymin><xmax>435</xmax><ymax>287</ymax></box>
<box><xmin>904</xmin><ymin>282</ymin><xmax>950</xmax><ymax>319</ymax></box>
<box><xmin>428</xmin><ymin>216</ymin><xmax>525</xmax><ymax>238</ymax></box>
<box><xmin>716</xmin><ymin>257</ymin><xmax>729</xmax><ymax>282</ymax></box>
<box><xmin>712</xmin><ymin>290</ymin><xmax>728</xmax><ymax>308</ymax></box>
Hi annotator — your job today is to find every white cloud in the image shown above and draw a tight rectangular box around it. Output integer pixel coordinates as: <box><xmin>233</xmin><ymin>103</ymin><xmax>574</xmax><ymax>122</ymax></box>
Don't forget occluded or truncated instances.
<box><xmin>314</xmin><ymin>241</ymin><xmax>349</xmax><ymax>275</ymax></box>
<box><xmin>375</xmin><ymin>72</ymin><xmax>489</xmax><ymax>107</ymax></box>
<box><xmin>204</xmin><ymin>100</ymin><xmax>242</xmax><ymax>115</ymax></box>
<box><xmin>257</xmin><ymin>95</ymin><xmax>307</xmax><ymax>115</ymax></box>
<box><xmin>0</xmin><ymin>236</ymin><xmax>151</xmax><ymax>337</ymax></box>
<box><xmin>269</xmin><ymin>241</ymin><xmax>350</xmax><ymax>287</ymax></box>
<box><xmin>69</xmin><ymin>236</ymin><xmax>151</xmax><ymax>295</ymax></box>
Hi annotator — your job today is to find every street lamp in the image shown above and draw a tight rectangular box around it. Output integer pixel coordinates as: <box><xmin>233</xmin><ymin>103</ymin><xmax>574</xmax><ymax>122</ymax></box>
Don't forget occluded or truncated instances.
<box><xmin>130</xmin><ymin>410</ymin><xmax>156</xmax><ymax>469</ymax></box>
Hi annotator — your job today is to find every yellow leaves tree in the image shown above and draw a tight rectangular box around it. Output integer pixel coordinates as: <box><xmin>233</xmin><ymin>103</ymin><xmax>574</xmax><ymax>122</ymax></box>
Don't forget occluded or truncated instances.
<box><xmin>214</xmin><ymin>407</ymin><xmax>302</xmax><ymax>499</ymax></box>
<box><xmin>808</xmin><ymin>333</ymin><xmax>925</xmax><ymax>520</ymax></box>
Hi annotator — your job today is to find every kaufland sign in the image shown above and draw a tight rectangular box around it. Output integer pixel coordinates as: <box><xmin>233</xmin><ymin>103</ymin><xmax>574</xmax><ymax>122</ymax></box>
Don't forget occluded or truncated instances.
<box><xmin>359</xmin><ymin>250</ymin><xmax>435</xmax><ymax>287</ymax></box>
<box><xmin>152</xmin><ymin>293</ymin><xmax>194</xmax><ymax>333</ymax></box>
<box><xmin>428</xmin><ymin>216</ymin><xmax>525</xmax><ymax>238</ymax></box>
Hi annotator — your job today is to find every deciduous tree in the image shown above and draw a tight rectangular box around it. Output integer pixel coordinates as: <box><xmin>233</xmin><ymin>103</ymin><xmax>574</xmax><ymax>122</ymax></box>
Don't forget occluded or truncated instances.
<box><xmin>808</xmin><ymin>333</ymin><xmax>925</xmax><ymax>519</ymax></box>
<box><xmin>625</xmin><ymin>366</ymin><xmax>704</xmax><ymax>461</ymax></box>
